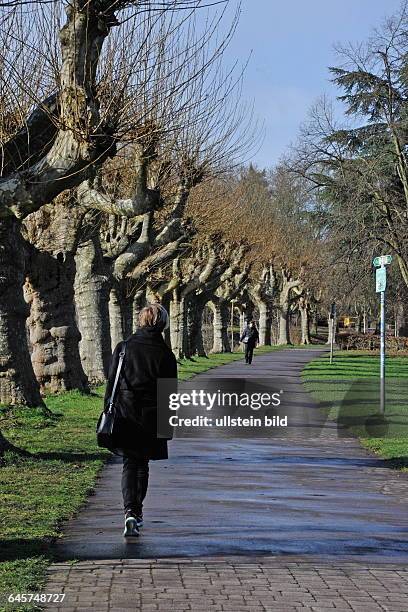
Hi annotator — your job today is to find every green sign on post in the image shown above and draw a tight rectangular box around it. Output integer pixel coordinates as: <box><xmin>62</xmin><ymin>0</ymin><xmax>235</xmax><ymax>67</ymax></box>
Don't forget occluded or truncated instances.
<box><xmin>373</xmin><ymin>255</ymin><xmax>392</xmax><ymax>267</ymax></box>
<box><xmin>376</xmin><ymin>267</ymin><xmax>387</xmax><ymax>293</ymax></box>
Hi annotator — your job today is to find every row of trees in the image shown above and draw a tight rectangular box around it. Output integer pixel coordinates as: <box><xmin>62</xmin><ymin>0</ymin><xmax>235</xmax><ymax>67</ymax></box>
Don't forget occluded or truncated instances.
<box><xmin>0</xmin><ymin>0</ymin><xmax>325</xmax><ymax>429</ymax></box>
<box><xmin>7</xmin><ymin>0</ymin><xmax>407</xmax><ymax>430</ymax></box>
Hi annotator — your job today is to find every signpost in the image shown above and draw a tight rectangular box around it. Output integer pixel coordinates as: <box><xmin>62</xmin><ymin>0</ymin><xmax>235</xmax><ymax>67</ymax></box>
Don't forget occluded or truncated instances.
<box><xmin>230</xmin><ymin>299</ymin><xmax>236</xmax><ymax>352</ymax></box>
<box><xmin>329</xmin><ymin>302</ymin><xmax>336</xmax><ymax>365</ymax></box>
<box><xmin>373</xmin><ymin>255</ymin><xmax>392</xmax><ymax>414</ymax></box>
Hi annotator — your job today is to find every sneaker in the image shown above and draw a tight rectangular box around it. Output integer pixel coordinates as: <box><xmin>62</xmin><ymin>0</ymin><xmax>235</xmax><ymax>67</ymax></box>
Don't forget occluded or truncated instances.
<box><xmin>123</xmin><ymin>514</ymin><xmax>139</xmax><ymax>538</ymax></box>
<box><xmin>136</xmin><ymin>514</ymin><xmax>144</xmax><ymax>528</ymax></box>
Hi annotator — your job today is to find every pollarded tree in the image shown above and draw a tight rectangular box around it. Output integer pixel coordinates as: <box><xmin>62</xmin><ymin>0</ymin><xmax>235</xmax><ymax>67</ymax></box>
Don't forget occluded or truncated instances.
<box><xmin>247</xmin><ymin>264</ymin><xmax>275</xmax><ymax>345</ymax></box>
<box><xmin>0</xmin><ymin>0</ymin><xmax>229</xmax><ymax>419</ymax></box>
<box><xmin>0</xmin><ymin>2</ymin><xmax>123</xmax><ymax>407</ymax></box>
<box><xmin>18</xmin><ymin>1</ymin><xmax>236</xmax><ymax>390</ymax></box>
<box><xmin>72</xmin><ymin>1</ymin><xmax>249</xmax><ymax>367</ymax></box>
<box><xmin>209</xmin><ymin>262</ymin><xmax>248</xmax><ymax>353</ymax></box>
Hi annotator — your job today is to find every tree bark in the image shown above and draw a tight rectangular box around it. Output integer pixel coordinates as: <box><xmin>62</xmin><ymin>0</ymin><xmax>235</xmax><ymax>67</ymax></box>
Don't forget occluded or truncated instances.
<box><xmin>161</xmin><ymin>294</ymin><xmax>172</xmax><ymax>348</ymax></box>
<box><xmin>258</xmin><ymin>300</ymin><xmax>271</xmax><ymax>346</ymax></box>
<box><xmin>239</xmin><ymin>311</ymin><xmax>246</xmax><ymax>337</ymax></box>
<box><xmin>299</xmin><ymin>299</ymin><xmax>311</xmax><ymax>345</ymax></box>
<box><xmin>0</xmin><ymin>217</ymin><xmax>43</xmax><ymax>406</ymax></box>
<box><xmin>242</xmin><ymin>302</ymin><xmax>254</xmax><ymax>324</ymax></box>
<box><xmin>221</xmin><ymin>301</ymin><xmax>231</xmax><ymax>352</ymax></box>
<box><xmin>185</xmin><ymin>297</ymin><xmax>206</xmax><ymax>357</ymax></box>
<box><xmin>357</xmin><ymin>312</ymin><xmax>363</xmax><ymax>333</ymax></box>
<box><xmin>210</xmin><ymin>301</ymin><xmax>222</xmax><ymax>353</ymax></box>
<box><xmin>278</xmin><ymin>301</ymin><xmax>291</xmax><ymax>345</ymax></box>
<box><xmin>25</xmin><ymin>251</ymin><xmax>88</xmax><ymax>394</ymax></box>
<box><xmin>170</xmin><ymin>293</ymin><xmax>185</xmax><ymax>359</ymax></box>
<box><xmin>311</xmin><ymin>310</ymin><xmax>318</xmax><ymax>335</ymax></box>
<box><xmin>277</xmin><ymin>284</ymin><xmax>292</xmax><ymax>346</ymax></box>
<box><xmin>395</xmin><ymin>302</ymin><xmax>405</xmax><ymax>337</ymax></box>
<box><xmin>109</xmin><ymin>286</ymin><xmax>124</xmax><ymax>350</ymax></box>
<box><xmin>74</xmin><ymin>235</ymin><xmax>111</xmax><ymax>384</ymax></box>
<box><xmin>132</xmin><ymin>290</ymin><xmax>146</xmax><ymax>333</ymax></box>
<box><xmin>277</xmin><ymin>272</ymin><xmax>300</xmax><ymax>345</ymax></box>
<box><xmin>211</xmin><ymin>300</ymin><xmax>231</xmax><ymax>353</ymax></box>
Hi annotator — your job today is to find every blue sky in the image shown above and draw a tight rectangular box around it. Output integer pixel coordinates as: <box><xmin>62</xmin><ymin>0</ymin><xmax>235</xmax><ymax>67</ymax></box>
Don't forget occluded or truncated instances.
<box><xmin>219</xmin><ymin>0</ymin><xmax>403</xmax><ymax>168</ymax></box>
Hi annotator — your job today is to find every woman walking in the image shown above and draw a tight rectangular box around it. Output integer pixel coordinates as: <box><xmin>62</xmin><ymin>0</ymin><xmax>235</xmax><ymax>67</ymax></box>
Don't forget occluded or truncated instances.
<box><xmin>240</xmin><ymin>319</ymin><xmax>259</xmax><ymax>364</ymax></box>
<box><xmin>104</xmin><ymin>303</ymin><xmax>177</xmax><ymax>538</ymax></box>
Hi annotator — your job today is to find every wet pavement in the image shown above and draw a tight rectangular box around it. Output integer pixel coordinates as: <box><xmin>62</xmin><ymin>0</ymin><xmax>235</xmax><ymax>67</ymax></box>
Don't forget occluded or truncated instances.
<box><xmin>54</xmin><ymin>348</ymin><xmax>408</xmax><ymax>563</ymax></box>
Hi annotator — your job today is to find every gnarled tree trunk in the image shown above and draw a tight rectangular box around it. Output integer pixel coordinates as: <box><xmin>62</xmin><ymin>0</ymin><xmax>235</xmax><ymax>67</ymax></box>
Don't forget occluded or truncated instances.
<box><xmin>25</xmin><ymin>251</ymin><xmax>88</xmax><ymax>394</ymax></box>
<box><xmin>185</xmin><ymin>297</ymin><xmax>206</xmax><ymax>357</ymax></box>
<box><xmin>211</xmin><ymin>301</ymin><xmax>223</xmax><ymax>353</ymax></box>
<box><xmin>0</xmin><ymin>217</ymin><xmax>43</xmax><ymax>406</ymax></box>
<box><xmin>74</xmin><ymin>235</ymin><xmax>111</xmax><ymax>384</ymax></box>
<box><xmin>277</xmin><ymin>271</ymin><xmax>300</xmax><ymax>345</ymax></box>
<box><xmin>161</xmin><ymin>294</ymin><xmax>172</xmax><ymax>348</ymax></box>
<box><xmin>210</xmin><ymin>300</ymin><xmax>231</xmax><ymax>353</ymax></box>
<box><xmin>258</xmin><ymin>300</ymin><xmax>271</xmax><ymax>346</ymax></box>
<box><xmin>132</xmin><ymin>290</ymin><xmax>145</xmax><ymax>333</ymax></box>
<box><xmin>109</xmin><ymin>286</ymin><xmax>124</xmax><ymax>350</ymax></box>
<box><xmin>299</xmin><ymin>298</ymin><xmax>311</xmax><ymax>345</ymax></box>
<box><xmin>170</xmin><ymin>293</ymin><xmax>185</xmax><ymax>359</ymax></box>
<box><xmin>278</xmin><ymin>297</ymin><xmax>291</xmax><ymax>345</ymax></box>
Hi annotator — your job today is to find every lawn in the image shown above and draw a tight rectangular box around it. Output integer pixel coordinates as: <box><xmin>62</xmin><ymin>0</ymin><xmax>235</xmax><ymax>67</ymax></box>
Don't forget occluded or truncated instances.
<box><xmin>302</xmin><ymin>351</ymin><xmax>408</xmax><ymax>468</ymax></box>
<box><xmin>0</xmin><ymin>345</ymin><xmax>283</xmax><ymax>611</ymax></box>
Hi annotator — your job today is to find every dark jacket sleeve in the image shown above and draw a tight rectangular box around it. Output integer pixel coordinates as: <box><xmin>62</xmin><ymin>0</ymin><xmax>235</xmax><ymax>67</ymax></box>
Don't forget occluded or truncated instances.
<box><xmin>103</xmin><ymin>341</ymin><xmax>124</xmax><ymax>406</ymax></box>
<box><xmin>159</xmin><ymin>349</ymin><xmax>178</xmax><ymax>380</ymax></box>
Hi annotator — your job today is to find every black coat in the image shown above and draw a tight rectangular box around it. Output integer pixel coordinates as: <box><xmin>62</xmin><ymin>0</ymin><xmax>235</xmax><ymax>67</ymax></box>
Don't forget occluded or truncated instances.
<box><xmin>104</xmin><ymin>327</ymin><xmax>178</xmax><ymax>460</ymax></box>
<box><xmin>240</xmin><ymin>326</ymin><xmax>259</xmax><ymax>347</ymax></box>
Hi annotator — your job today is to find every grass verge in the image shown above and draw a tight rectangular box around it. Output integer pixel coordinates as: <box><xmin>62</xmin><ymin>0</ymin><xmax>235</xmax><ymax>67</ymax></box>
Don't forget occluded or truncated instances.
<box><xmin>0</xmin><ymin>345</ymin><xmax>285</xmax><ymax>611</ymax></box>
<box><xmin>302</xmin><ymin>350</ymin><xmax>408</xmax><ymax>469</ymax></box>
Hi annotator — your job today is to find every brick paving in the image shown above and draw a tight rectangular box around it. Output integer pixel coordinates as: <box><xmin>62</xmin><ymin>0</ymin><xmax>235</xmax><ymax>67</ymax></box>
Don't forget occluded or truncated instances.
<box><xmin>44</xmin><ymin>557</ymin><xmax>408</xmax><ymax>611</ymax></box>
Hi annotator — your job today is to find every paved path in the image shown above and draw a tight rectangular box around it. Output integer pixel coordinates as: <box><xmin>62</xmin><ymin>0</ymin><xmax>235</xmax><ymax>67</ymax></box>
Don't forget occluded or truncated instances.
<box><xmin>43</xmin><ymin>348</ymin><xmax>408</xmax><ymax>611</ymax></box>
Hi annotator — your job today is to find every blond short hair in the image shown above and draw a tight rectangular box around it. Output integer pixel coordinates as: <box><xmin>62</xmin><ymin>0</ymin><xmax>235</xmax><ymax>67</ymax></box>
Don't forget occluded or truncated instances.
<box><xmin>138</xmin><ymin>303</ymin><xmax>167</xmax><ymax>328</ymax></box>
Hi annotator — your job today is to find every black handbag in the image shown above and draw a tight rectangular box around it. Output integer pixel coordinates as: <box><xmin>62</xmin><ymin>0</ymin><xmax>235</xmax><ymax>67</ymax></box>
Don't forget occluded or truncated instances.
<box><xmin>96</xmin><ymin>342</ymin><xmax>126</xmax><ymax>450</ymax></box>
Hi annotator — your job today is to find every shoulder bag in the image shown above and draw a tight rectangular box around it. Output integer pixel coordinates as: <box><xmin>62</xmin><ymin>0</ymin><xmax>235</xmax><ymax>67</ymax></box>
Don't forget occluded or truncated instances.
<box><xmin>96</xmin><ymin>342</ymin><xmax>126</xmax><ymax>449</ymax></box>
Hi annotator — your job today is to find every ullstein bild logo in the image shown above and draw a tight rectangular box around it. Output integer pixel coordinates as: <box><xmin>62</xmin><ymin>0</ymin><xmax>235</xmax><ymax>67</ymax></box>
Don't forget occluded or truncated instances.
<box><xmin>167</xmin><ymin>389</ymin><xmax>287</xmax><ymax>428</ymax></box>
<box><xmin>168</xmin><ymin>413</ymin><xmax>288</xmax><ymax>428</ymax></box>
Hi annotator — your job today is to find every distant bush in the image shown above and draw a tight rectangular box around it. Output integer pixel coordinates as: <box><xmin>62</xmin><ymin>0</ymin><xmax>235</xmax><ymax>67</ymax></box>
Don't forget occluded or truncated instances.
<box><xmin>337</xmin><ymin>332</ymin><xmax>408</xmax><ymax>352</ymax></box>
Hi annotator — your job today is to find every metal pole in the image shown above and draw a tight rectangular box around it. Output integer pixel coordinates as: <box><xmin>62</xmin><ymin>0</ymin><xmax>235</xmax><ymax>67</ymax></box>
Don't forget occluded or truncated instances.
<box><xmin>230</xmin><ymin>301</ymin><xmax>234</xmax><ymax>352</ymax></box>
<box><xmin>329</xmin><ymin>317</ymin><xmax>334</xmax><ymax>365</ymax></box>
<box><xmin>380</xmin><ymin>281</ymin><xmax>385</xmax><ymax>414</ymax></box>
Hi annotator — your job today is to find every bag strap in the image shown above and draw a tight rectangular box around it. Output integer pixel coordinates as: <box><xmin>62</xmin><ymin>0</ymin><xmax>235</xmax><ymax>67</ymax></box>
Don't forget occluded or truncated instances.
<box><xmin>107</xmin><ymin>342</ymin><xmax>126</xmax><ymax>413</ymax></box>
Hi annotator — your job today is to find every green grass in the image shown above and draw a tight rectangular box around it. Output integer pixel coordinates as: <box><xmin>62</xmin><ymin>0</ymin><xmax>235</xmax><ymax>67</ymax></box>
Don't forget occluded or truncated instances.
<box><xmin>0</xmin><ymin>345</ymin><xmax>286</xmax><ymax>611</ymax></box>
<box><xmin>302</xmin><ymin>351</ymin><xmax>408</xmax><ymax>468</ymax></box>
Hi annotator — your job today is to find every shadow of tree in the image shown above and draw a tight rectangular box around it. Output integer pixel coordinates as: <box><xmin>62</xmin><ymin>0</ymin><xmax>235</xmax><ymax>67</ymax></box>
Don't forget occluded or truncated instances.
<box><xmin>33</xmin><ymin>451</ymin><xmax>108</xmax><ymax>462</ymax></box>
<box><xmin>0</xmin><ymin>538</ymin><xmax>53</xmax><ymax>563</ymax></box>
